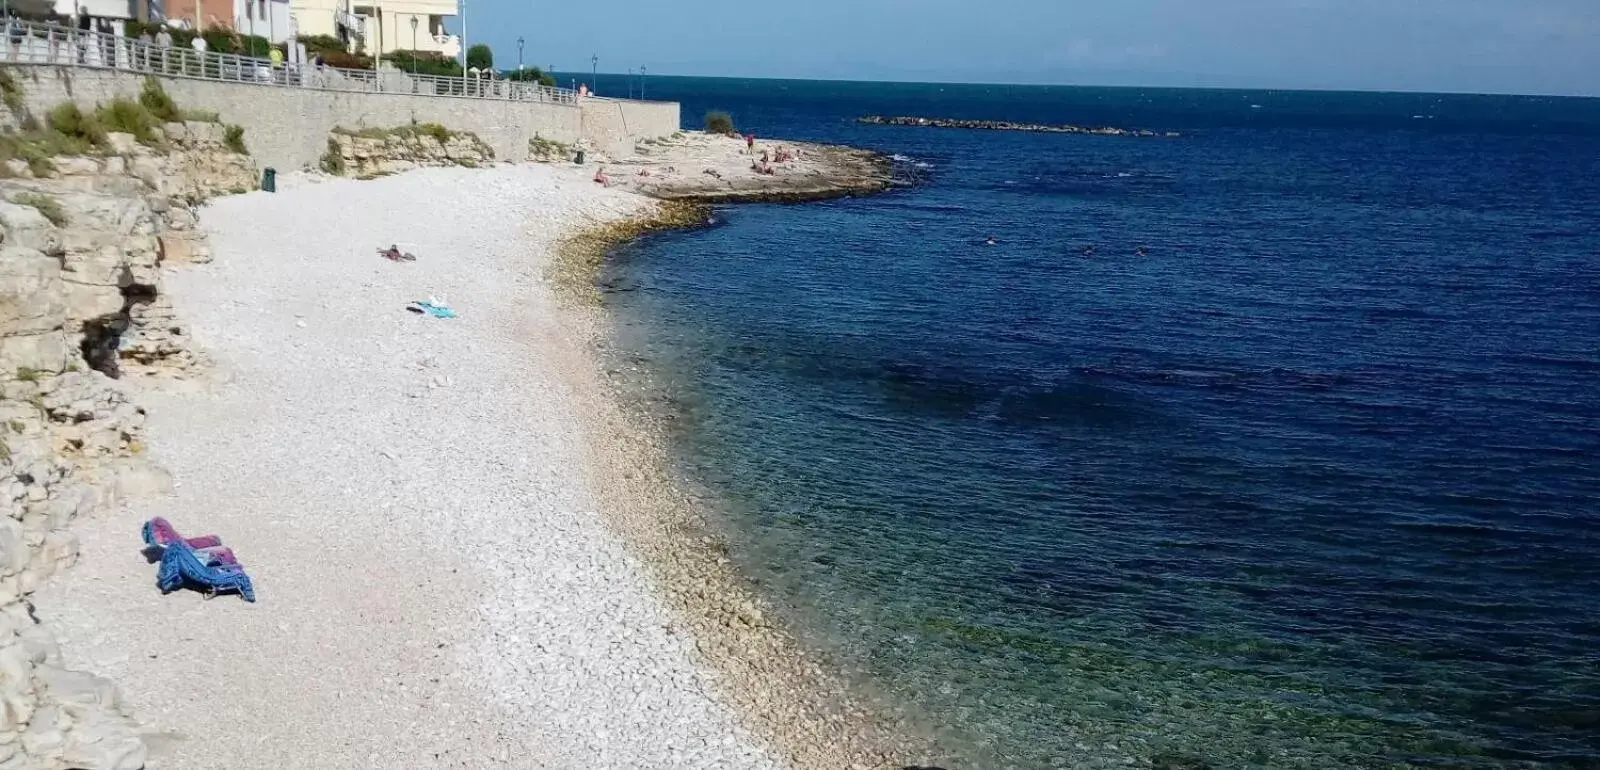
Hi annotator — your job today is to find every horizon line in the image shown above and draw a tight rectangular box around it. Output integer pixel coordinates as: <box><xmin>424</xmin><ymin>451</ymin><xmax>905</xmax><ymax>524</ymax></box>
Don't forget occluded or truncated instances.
<box><xmin>547</xmin><ymin>70</ymin><xmax>1600</xmax><ymax>101</ymax></box>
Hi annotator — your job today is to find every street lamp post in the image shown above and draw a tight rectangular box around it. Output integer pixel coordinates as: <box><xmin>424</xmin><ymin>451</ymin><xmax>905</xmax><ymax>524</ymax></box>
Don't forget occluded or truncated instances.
<box><xmin>590</xmin><ymin>53</ymin><xmax>596</xmax><ymax>93</ymax></box>
<box><xmin>409</xmin><ymin>15</ymin><xmax>416</xmax><ymax>73</ymax></box>
<box><xmin>516</xmin><ymin>36</ymin><xmax>523</xmax><ymax>73</ymax></box>
<box><xmin>640</xmin><ymin>65</ymin><xmax>646</xmax><ymax>99</ymax></box>
<box><xmin>627</xmin><ymin>67</ymin><xmax>633</xmax><ymax>98</ymax></box>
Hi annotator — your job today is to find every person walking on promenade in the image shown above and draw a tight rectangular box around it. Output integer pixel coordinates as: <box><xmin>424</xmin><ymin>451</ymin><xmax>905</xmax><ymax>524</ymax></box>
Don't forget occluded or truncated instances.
<box><xmin>154</xmin><ymin>25</ymin><xmax>171</xmax><ymax>73</ymax></box>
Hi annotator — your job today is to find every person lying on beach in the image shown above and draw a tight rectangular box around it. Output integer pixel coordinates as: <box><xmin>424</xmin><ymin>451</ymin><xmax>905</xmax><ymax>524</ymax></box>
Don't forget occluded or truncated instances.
<box><xmin>593</xmin><ymin>167</ymin><xmax>611</xmax><ymax>186</ymax></box>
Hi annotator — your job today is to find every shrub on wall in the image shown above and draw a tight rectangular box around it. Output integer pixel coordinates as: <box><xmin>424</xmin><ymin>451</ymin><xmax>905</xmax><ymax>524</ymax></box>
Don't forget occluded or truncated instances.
<box><xmin>383</xmin><ymin>50</ymin><xmax>462</xmax><ymax>77</ymax></box>
<box><xmin>47</xmin><ymin>103</ymin><xmax>106</xmax><ymax>148</ymax></box>
<box><xmin>223</xmin><ymin>124</ymin><xmax>248</xmax><ymax>154</ymax></box>
<box><xmin>97</xmin><ymin>98</ymin><xmax>161</xmax><ymax>145</ymax></box>
<box><xmin>319</xmin><ymin>50</ymin><xmax>372</xmax><ymax>69</ymax></box>
<box><xmin>502</xmin><ymin>67</ymin><xmax>556</xmax><ymax>88</ymax></box>
<box><xmin>298</xmin><ymin>34</ymin><xmax>347</xmax><ymax>54</ymax></box>
<box><xmin>139</xmin><ymin>77</ymin><xmax>180</xmax><ymax>122</ymax></box>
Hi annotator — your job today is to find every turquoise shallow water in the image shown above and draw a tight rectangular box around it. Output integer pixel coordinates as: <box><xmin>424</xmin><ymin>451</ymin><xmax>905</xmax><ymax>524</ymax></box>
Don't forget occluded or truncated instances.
<box><xmin>599</xmin><ymin>78</ymin><xmax>1600</xmax><ymax>769</ymax></box>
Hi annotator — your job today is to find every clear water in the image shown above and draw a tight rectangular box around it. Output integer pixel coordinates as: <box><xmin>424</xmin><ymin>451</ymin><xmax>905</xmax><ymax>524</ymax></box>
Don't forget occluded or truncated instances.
<box><xmin>600</xmin><ymin>78</ymin><xmax>1600</xmax><ymax>769</ymax></box>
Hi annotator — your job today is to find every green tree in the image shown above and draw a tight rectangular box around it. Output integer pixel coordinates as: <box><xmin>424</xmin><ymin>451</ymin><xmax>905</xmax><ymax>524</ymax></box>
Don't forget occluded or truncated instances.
<box><xmin>503</xmin><ymin>67</ymin><xmax>556</xmax><ymax>87</ymax></box>
<box><xmin>466</xmin><ymin>43</ymin><xmax>493</xmax><ymax>71</ymax></box>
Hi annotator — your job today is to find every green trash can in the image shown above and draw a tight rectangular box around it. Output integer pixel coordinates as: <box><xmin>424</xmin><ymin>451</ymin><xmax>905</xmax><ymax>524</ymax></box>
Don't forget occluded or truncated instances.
<box><xmin>261</xmin><ymin>167</ymin><xmax>276</xmax><ymax>192</ymax></box>
<box><xmin>574</xmin><ymin>150</ymin><xmax>586</xmax><ymax>165</ymax></box>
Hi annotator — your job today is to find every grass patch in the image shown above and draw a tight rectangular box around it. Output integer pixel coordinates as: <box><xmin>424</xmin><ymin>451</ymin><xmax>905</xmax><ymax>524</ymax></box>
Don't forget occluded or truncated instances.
<box><xmin>48</xmin><ymin>103</ymin><xmax>106</xmax><ymax>148</ymax></box>
<box><xmin>14</xmin><ymin>366</ymin><xmax>42</xmax><ymax>382</ymax></box>
<box><xmin>409</xmin><ymin>122</ymin><xmax>452</xmax><ymax>144</ymax></box>
<box><xmin>319</xmin><ymin>137</ymin><xmax>346</xmax><ymax>175</ymax></box>
<box><xmin>139</xmin><ymin>77</ymin><xmax>181</xmax><ymax>122</ymax></box>
<box><xmin>223</xmin><ymin>124</ymin><xmax>247</xmax><ymax>154</ymax></box>
<box><xmin>705</xmin><ymin>111</ymin><xmax>735</xmax><ymax>135</ymax></box>
<box><xmin>180</xmin><ymin>109</ymin><xmax>220</xmax><ymax>123</ymax></box>
<box><xmin>97</xmin><ymin>97</ymin><xmax>161</xmax><ymax>145</ymax></box>
<box><xmin>0</xmin><ymin>68</ymin><xmax>23</xmax><ymax>114</ymax></box>
<box><xmin>528</xmin><ymin>135</ymin><xmax>571</xmax><ymax>160</ymax></box>
<box><xmin>13</xmin><ymin>192</ymin><xmax>67</xmax><ymax>226</ymax></box>
<box><xmin>0</xmin><ymin>438</ymin><xmax>9</xmax><ymax>463</ymax></box>
<box><xmin>331</xmin><ymin>125</ymin><xmax>391</xmax><ymax>139</ymax></box>
<box><xmin>335</xmin><ymin>122</ymin><xmax>459</xmax><ymax>144</ymax></box>
<box><xmin>0</xmin><ymin>134</ymin><xmax>59</xmax><ymax>177</ymax></box>
<box><xmin>7</xmin><ymin>419</ymin><xmax>24</xmax><ymax>434</ymax></box>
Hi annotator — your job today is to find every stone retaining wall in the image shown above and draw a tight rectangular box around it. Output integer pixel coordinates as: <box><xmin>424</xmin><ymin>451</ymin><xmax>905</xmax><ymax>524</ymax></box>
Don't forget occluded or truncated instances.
<box><xmin>7</xmin><ymin>66</ymin><xmax>681</xmax><ymax>172</ymax></box>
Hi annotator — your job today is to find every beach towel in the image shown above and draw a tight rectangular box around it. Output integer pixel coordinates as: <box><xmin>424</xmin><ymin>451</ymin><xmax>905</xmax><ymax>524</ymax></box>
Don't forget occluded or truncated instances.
<box><xmin>142</xmin><ymin>517</ymin><xmax>256</xmax><ymax>602</ymax></box>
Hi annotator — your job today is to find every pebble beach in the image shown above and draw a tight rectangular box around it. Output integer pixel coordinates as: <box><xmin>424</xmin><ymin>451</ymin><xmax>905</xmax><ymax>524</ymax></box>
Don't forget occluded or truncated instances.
<box><xmin>30</xmin><ymin>163</ymin><xmax>919</xmax><ymax>769</ymax></box>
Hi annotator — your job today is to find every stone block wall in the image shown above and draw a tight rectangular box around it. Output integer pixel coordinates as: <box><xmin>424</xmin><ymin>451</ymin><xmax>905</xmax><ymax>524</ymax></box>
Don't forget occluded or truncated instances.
<box><xmin>580</xmin><ymin>98</ymin><xmax>683</xmax><ymax>159</ymax></box>
<box><xmin>6</xmin><ymin>66</ymin><xmax>681</xmax><ymax>172</ymax></box>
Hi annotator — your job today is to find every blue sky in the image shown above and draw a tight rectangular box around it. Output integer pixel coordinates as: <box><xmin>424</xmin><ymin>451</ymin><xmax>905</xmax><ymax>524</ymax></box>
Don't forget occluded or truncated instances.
<box><xmin>454</xmin><ymin>0</ymin><xmax>1600</xmax><ymax>96</ymax></box>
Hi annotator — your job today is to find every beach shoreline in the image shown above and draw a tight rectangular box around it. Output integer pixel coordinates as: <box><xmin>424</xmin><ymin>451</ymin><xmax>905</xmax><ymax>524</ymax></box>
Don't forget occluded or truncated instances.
<box><xmin>31</xmin><ymin>157</ymin><xmax>941</xmax><ymax>769</ymax></box>
<box><xmin>544</xmin><ymin>209</ymin><xmax>957</xmax><ymax>770</ymax></box>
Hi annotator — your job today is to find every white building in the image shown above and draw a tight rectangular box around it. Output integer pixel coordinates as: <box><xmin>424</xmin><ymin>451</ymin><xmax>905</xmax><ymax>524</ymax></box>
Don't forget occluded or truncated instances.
<box><xmin>50</xmin><ymin>0</ymin><xmax>135</xmax><ymax>21</ymax></box>
<box><xmin>236</xmin><ymin>0</ymin><xmax>293</xmax><ymax>43</ymax></box>
<box><xmin>290</xmin><ymin>0</ymin><xmax>458</xmax><ymax>58</ymax></box>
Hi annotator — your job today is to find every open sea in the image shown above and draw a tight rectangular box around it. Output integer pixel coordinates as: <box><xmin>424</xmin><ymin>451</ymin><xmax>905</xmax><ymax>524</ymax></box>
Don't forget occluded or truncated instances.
<box><xmin>593</xmin><ymin>77</ymin><xmax>1600</xmax><ymax>769</ymax></box>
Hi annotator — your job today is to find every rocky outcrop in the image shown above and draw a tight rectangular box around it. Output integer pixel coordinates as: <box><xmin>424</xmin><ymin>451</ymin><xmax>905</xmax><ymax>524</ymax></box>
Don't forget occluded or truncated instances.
<box><xmin>624</xmin><ymin>135</ymin><xmax>894</xmax><ymax>204</ymax></box>
<box><xmin>0</xmin><ymin>113</ymin><xmax>253</xmax><ymax>769</ymax></box>
<box><xmin>857</xmin><ymin>114</ymin><xmax>1181</xmax><ymax>138</ymax></box>
<box><xmin>323</xmin><ymin>124</ymin><xmax>495</xmax><ymax>178</ymax></box>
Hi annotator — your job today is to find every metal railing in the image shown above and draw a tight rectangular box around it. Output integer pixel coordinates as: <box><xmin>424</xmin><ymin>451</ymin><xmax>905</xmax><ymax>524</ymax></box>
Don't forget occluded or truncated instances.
<box><xmin>0</xmin><ymin>19</ymin><xmax>577</xmax><ymax>104</ymax></box>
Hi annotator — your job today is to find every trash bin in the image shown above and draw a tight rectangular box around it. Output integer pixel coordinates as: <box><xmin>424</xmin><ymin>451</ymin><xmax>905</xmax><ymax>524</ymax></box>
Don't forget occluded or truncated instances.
<box><xmin>574</xmin><ymin>150</ymin><xmax>586</xmax><ymax>165</ymax></box>
<box><xmin>261</xmin><ymin>167</ymin><xmax>277</xmax><ymax>193</ymax></box>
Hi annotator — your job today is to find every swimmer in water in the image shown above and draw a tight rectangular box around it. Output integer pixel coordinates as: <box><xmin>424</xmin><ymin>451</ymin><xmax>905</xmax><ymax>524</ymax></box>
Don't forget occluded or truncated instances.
<box><xmin>1135</xmin><ymin>246</ymin><xmax>1148</xmax><ymax>257</ymax></box>
<box><xmin>984</xmin><ymin>236</ymin><xmax>998</xmax><ymax>246</ymax></box>
<box><xmin>1081</xmin><ymin>244</ymin><xmax>1097</xmax><ymax>257</ymax></box>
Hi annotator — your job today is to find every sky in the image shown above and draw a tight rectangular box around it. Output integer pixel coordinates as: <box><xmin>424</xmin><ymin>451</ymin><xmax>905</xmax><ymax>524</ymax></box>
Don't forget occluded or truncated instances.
<box><xmin>452</xmin><ymin>0</ymin><xmax>1600</xmax><ymax>96</ymax></box>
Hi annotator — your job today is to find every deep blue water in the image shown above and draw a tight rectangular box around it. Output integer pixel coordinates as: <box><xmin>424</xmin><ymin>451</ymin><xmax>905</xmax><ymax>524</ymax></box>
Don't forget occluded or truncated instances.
<box><xmin>599</xmin><ymin>78</ymin><xmax>1600</xmax><ymax>769</ymax></box>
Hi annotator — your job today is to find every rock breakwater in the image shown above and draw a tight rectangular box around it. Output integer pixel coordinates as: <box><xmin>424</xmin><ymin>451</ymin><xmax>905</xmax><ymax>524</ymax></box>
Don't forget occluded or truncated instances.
<box><xmin>859</xmin><ymin>114</ymin><xmax>1180</xmax><ymax>138</ymax></box>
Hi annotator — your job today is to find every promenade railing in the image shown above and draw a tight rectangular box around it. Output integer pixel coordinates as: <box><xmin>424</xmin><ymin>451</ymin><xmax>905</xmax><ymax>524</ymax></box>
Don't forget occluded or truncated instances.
<box><xmin>0</xmin><ymin>19</ymin><xmax>578</xmax><ymax>105</ymax></box>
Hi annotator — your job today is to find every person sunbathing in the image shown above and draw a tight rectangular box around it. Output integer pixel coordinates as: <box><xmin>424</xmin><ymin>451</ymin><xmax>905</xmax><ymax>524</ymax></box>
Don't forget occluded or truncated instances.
<box><xmin>593</xmin><ymin>167</ymin><xmax>611</xmax><ymax>186</ymax></box>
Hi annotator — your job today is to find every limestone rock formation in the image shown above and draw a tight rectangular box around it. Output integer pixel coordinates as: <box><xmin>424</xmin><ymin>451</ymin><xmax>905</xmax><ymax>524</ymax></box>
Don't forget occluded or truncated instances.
<box><xmin>0</xmin><ymin>109</ymin><xmax>252</xmax><ymax>769</ymax></box>
<box><xmin>324</xmin><ymin>124</ymin><xmax>495</xmax><ymax>178</ymax></box>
